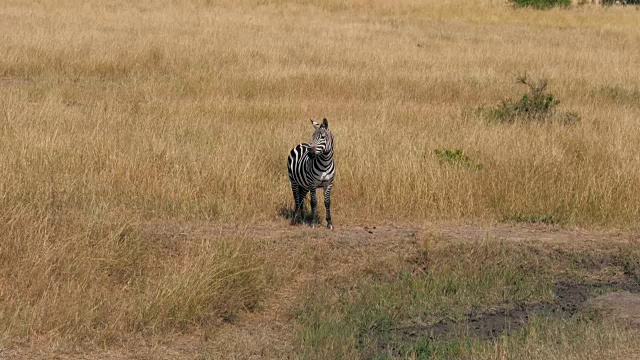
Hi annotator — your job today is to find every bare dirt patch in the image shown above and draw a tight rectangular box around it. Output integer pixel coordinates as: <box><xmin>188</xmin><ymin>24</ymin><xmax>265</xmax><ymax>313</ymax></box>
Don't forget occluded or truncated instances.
<box><xmin>588</xmin><ymin>291</ymin><xmax>640</xmax><ymax>329</ymax></box>
<box><xmin>431</xmin><ymin>222</ymin><xmax>640</xmax><ymax>249</ymax></box>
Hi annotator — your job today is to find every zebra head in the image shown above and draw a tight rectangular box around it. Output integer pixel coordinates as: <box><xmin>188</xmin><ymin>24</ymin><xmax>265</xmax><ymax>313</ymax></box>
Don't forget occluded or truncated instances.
<box><xmin>309</xmin><ymin>118</ymin><xmax>333</xmax><ymax>158</ymax></box>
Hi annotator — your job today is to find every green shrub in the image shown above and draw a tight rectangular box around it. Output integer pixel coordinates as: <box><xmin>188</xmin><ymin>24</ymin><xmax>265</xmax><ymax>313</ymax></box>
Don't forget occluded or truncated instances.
<box><xmin>491</xmin><ymin>75</ymin><xmax>558</xmax><ymax>123</ymax></box>
<box><xmin>487</xmin><ymin>74</ymin><xmax>579</xmax><ymax>125</ymax></box>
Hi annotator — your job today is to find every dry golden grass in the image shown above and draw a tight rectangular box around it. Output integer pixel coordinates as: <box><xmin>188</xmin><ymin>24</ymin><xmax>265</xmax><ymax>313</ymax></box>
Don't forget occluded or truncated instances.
<box><xmin>3</xmin><ymin>0</ymin><xmax>640</xmax><ymax>226</ymax></box>
<box><xmin>2</xmin><ymin>0</ymin><xmax>640</xmax><ymax>356</ymax></box>
<box><xmin>0</xmin><ymin>210</ymin><xmax>265</xmax><ymax>347</ymax></box>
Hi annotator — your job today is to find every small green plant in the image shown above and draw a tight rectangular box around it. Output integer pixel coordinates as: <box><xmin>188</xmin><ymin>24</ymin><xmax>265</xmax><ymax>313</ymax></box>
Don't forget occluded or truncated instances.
<box><xmin>433</xmin><ymin>149</ymin><xmax>483</xmax><ymax>170</ymax></box>
<box><xmin>488</xmin><ymin>74</ymin><xmax>579</xmax><ymax>125</ymax></box>
<box><xmin>510</xmin><ymin>0</ymin><xmax>571</xmax><ymax>9</ymax></box>
<box><xmin>503</xmin><ymin>213</ymin><xmax>560</xmax><ymax>224</ymax></box>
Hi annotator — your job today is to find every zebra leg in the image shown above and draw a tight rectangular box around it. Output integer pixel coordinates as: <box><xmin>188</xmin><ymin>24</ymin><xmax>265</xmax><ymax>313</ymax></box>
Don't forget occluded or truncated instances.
<box><xmin>310</xmin><ymin>189</ymin><xmax>318</xmax><ymax>228</ymax></box>
<box><xmin>297</xmin><ymin>186</ymin><xmax>308</xmax><ymax>225</ymax></box>
<box><xmin>323</xmin><ymin>183</ymin><xmax>333</xmax><ymax>230</ymax></box>
<box><xmin>291</xmin><ymin>184</ymin><xmax>300</xmax><ymax>225</ymax></box>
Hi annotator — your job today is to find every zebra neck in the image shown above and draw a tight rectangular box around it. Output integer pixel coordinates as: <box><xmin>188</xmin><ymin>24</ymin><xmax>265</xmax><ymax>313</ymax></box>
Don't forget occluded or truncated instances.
<box><xmin>317</xmin><ymin>152</ymin><xmax>332</xmax><ymax>161</ymax></box>
<box><xmin>306</xmin><ymin>153</ymin><xmax>332</xmax><ymax>172</ymax></box>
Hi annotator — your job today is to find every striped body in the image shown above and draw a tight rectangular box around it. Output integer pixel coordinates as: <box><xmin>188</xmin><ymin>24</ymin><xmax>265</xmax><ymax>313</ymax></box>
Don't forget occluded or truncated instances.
<box><xmin>287</xmin><ymin>143</ymin><xmax>335</xmax><ymax>190</ymax></box>
<box><xmin>287</xmin><ymin>119</ymin><xmax>335</xmax><ymax>229</ymax></box>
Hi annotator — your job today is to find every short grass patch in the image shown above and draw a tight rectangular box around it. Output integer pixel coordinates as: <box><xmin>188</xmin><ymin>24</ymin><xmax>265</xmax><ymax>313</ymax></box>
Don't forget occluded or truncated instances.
<box><xmin>468</xmin><ymin>314</ymin><xmax>640</xmax><ymax>360</ymax></box>
<box><xmin>293</xmin><ymin>239</ymin><xmax>640</xmax><ymax>359</ymax></box>
<box><xmin>503</xmin><ymin>213</ymin><xmax>560</xmax><ymax>225</ymax></box>
<box><xmin>294</xmin><ymin>239</ymin><xmax>556</xmax><ymax>359</ymax></box>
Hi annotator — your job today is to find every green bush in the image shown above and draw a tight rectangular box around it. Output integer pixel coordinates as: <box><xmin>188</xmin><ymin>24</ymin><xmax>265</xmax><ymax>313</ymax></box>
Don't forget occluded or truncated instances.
<box><xmin>490</xmin><ymin>75</ymin><xmax>558</xmax><ymax>123</ymax></box>
<box><xmin>487</xmin><ymin>74</ymin><xmax>580</xmax><ymax>125</ymax></box>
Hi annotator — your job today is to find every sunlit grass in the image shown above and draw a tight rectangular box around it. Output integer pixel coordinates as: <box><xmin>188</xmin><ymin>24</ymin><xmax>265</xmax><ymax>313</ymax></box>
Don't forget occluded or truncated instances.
<box><xmin>1</xmin><ymin>0</ymin><xmax>640</xmax><ymax>354</ymax></box>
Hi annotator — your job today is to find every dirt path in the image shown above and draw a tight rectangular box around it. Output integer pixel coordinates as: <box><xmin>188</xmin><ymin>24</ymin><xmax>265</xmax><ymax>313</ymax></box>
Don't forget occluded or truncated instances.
<box><xmin>144</xmin><ymin>221</ymin><xmax>639</xmax><ymax>251</ymax></box>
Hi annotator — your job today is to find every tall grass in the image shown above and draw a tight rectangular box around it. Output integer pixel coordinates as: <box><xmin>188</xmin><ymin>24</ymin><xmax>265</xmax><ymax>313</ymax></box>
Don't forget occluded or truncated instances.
<box><xmin>0</xmin><ymin>209</ymin><xmax>265</xmax><ymax>346</ymax></box>
<box><xmin>2</xmin><ymin>1</ymin><xmax>640</xmax><ymax>226</ymax></box>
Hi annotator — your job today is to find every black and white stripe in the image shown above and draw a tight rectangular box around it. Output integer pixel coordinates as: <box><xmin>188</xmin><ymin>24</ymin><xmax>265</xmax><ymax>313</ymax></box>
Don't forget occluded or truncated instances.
<box><xmin>287</xmin><ymin>118</ymin><xmax>335</xmax><ymax>229</ymax></box>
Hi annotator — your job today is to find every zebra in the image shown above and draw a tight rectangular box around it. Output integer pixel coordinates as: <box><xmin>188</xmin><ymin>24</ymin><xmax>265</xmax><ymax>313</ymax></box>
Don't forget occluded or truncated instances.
<box><xmin>287</xmin><ymin>118</ymin><xmax>335</xmax><ymax>229</ymax></box>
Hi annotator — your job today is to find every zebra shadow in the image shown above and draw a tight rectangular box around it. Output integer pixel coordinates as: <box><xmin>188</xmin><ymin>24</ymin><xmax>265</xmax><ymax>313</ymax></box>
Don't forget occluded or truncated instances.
<box><xmin>277</xmin><ymin>205</ymin><xmax>320</xmax><ymax>225</ymax></box>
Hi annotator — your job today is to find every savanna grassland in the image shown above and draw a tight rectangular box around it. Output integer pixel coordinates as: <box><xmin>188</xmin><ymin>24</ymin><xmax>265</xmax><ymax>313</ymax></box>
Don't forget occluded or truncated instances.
<box><xmin>2</xmin><ymin>0</ymin><xmax>640</xmax><ymax>358</ymax></box>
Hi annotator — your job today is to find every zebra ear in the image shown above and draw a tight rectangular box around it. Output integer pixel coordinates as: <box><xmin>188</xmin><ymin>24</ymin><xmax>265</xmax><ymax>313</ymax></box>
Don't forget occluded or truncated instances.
<box><xmin>322</xmin><ymin>118</ymin><xmax>329</xmax><ymax>129</ymax></box>
<box><xmin>310</xmin><ymin>119</ymin><xmax>320</xmax><ymax>129</ymax></box>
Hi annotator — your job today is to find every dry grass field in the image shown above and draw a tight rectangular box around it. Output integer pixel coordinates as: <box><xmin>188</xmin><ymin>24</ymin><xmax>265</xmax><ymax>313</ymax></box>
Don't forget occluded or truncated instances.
<box><xmin>2</xmin><ymin>0</ymin><xmax>640</xmax><ymax>358</ymax></box>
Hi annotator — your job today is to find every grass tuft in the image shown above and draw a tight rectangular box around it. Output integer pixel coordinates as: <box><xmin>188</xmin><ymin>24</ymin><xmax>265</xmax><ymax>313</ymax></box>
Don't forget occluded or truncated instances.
<box><xmin>433</xmin><ymin>149</ymin><xmax>483</xmax><ymax>170</ymax></box>
<box><xmin>510</xmin><ymin>0</ymin><xmax>571</xmax><ymax>9</ymax></box>
<box><xmin>503</xmin><ymin>213</ymin><xmax>560</xmax><ymax>224</ymax></box>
